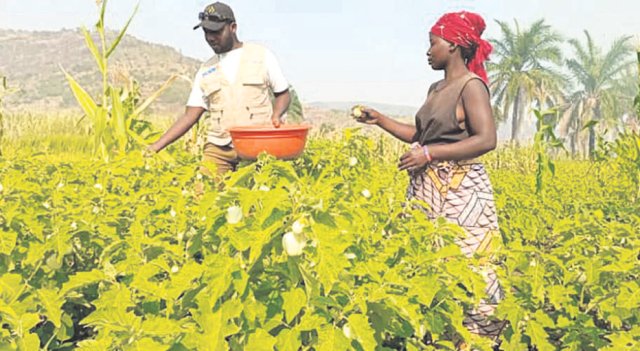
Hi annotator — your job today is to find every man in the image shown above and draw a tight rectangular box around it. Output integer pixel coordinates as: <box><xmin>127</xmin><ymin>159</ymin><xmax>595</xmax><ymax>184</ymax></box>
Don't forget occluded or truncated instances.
<box><xmin>149</xmin><ymin>2</ymin><xmax>291</xmax><ymax>175</ymax></box>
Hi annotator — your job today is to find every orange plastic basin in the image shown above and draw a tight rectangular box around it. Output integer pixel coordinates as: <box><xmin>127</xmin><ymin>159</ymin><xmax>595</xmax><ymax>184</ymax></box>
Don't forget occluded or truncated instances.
<box><xmin>229</xmin><ymin>124</ymin><xmax>312</xmax><ymax>160</ymax></box>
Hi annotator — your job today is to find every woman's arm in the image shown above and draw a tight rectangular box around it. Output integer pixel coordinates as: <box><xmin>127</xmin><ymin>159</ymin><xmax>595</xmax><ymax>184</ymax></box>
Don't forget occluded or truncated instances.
<box><xmin>356</xmin><ymin>107</ymin><xmax>417</xmax><ymax>143</ymax></box>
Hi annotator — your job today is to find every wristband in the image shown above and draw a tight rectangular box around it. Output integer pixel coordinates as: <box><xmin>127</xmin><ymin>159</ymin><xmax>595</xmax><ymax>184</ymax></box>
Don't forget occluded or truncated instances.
<box><xmin>422</xmin><ymin>145</ymin><xmax>433</xmax><ymax>163</ymax></box>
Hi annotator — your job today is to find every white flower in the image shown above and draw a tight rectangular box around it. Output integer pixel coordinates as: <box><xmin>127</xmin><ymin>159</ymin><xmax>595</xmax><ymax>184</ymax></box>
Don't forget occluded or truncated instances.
<box><xmin>92</xmin><ymin>206</ymin><xmax>100</xmax><ymax>214</ymax></box>
<box><xmin>57</xmin><ymin>182</ymin><xmax>64</xmax><ymax>189</ymax></box>
<box><xmin>342</xmin><ymin>324</ymin><xmax>352</xmax><ymax>339</ymax></box>
<box><xmin>226</xmin><ymin>205</ymin><xmax>243</xmax><ymax>224</ymax></box>
<box><xmin>181</xmin><ymin>189</ymin><xmax>189</xmax><ymax>196</ymax></box>
<box><xmin>42</xmin><ymin>202</ymin><xmax>51</xmax><ymax>209</ymax></box>
<box><xmin>170</xmin><ymin>208</ymin><xmax>177</xmax><ymax>218</ymax></box>
<box><xmin>171</xmin><ymin>266</ymin><xmax>179</xmax><ymax>273</ymax></box>
<box><xmin>94</xmin><ymin>183</ymin><xmax>103</xmax><ymax>190</ymax></box>
<box><xmin>348</xmin><ymin>157</ymin><xmax>358</xmax><ymax>166</ymax></box>
<box><xmin>259</xmin><ymin>185</ymin><xmax>270</xmax><ymax>192</ymax></box>
<box><xmin>292</xmin><ymin>220</ymin><xmax>305</xmax><ymax>234</ymax></box>
<box><xmin>0</xmin><ymin>183</ymin><xmax>3</xmax><ymax>193</ymax></box>
<box><xmin>201</xmin><ymin>216</ymin><xmax>207</xmax><ymax>222</ymax></box>
<box><xmin>344</xmin><ymin>253</ymin><xmax>357</xmax><ymax>260</ymax></box>
<box><xmin>70</xmin><ymin>222</ymin><xmax>78</xmax><ymax>230</ymax></box>
<box><xmin>282</xmin><ymin>231</ymin><xmax>306</xmax><ymax>256</ymax></box>
<box><xmin>530</xmin><ymin>259</ymin><xmax>537</xmax><ymax>267</ymax></box>
<box><xmin>196</xmin><ymin>173</ymin><xmax>203</xmax><ymax>180</ymax></box>
<box><xmin>317</xmin><ymin>164</ymin><xmax>322</xmax><ymax>170</ymax></box>
<box><xmin>361</xmin><ymin>189</ymin><xmax>371</xmax><ymax>198</ymax></box>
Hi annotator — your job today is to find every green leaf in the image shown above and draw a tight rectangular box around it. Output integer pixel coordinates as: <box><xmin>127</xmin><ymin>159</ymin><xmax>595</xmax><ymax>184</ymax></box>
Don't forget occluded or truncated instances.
<box><xmin>0</xmin><ymin>274</ymin><xmax>23</xmax><ymax>304</ymax></box>
<box><xmin>81</xmin><ymin>26</ymin><xmax>105</xmax><ymax>74</ymax></box>
<box><xmin>348</xmin><ymin>314</ymin><xmax>377</xmax><ymax>351</ymax></box>
<box><xmin>0</xmin><ymin>231</ymin><xmax>17</xmax><ymax>255</ymax></box>
<box><xmin>37</xmin><ymin>288</ymin><xmax>64</xmax><ymax>327</ymax></box>
<box><xmin>110</xmin><ymin>86</ymin><xmax>127</xmax><ymax>154</ymax></box>
<box><xmin>61</xmin><ymin>68</ymin><xmax>97</xmax><ymax>122</ymax></box>
<box><xmin>131</xmin><ymin>74</ymin><xmax>190</xmax><ymax>119</ymax></box>
<box><xmin>525</xmin><ymin>319</ymin><xmax>554</xmax><ymax>351</ymax></box>
<box><xmin>617</xmin><ymin>281</ymin><xmax>640</xmax><ymax>309</ymax></box>
<box><xmin>282</xmin><ymin>288</ymin><xmax>306</xmax><ymax>323</ymax></box>
<box><xmin>105</xmin><ymin>3</ymin><xmax>139</xmax><ymax>58</ymax></box>
<box><xmin>316</xmin><ymin>325</ymin><xmax>351</xmax><ymax>351</ymax></box>
<box><xmin>245</xmin><ymin>329</ymin><xmax>277</xmax><ymax>351</ymax></box>
<box><xmin>275</xmin><ymin>328</ymin><xmax>301</xmax><ymax>351</ymax></box>
<box><xmin>17</xmin><ymin>333</ymin><xmax>40</xmax><ymax>351</ymax></box>
<box><xmin>60</xmin><ymin>269</ymin><xmax>107</xmax><ymax>296</ymax></box>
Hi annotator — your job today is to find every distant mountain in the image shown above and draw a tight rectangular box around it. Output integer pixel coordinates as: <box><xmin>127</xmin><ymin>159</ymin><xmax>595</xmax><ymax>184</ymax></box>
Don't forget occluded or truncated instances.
<box><xmin>307</xmin><ymin>101</ymin><xmax>418</xmax><ymax>118</ymax></box>
<box><xmin>0</xmin><ymin>28</ymin><xmax>201</xmax><ymax>113</ymax></box>
<box><xmin>0</xmin><ymin>28</ymin><xmax>418</xmax><ymax>124</ymax></box>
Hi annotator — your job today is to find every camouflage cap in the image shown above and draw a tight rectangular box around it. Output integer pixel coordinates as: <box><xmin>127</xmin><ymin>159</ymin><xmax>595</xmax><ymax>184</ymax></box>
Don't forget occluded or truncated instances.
<box><xmin>193</xmin><ymin>2</ymin><xmax>235</xmax><ymax>31</ymax></box>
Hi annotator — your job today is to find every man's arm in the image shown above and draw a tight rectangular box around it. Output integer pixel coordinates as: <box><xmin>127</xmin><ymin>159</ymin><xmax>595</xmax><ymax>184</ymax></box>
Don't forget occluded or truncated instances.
<box><xmin>271</xmin><ymin>89</ymin><xmax>291</xmax><ymax>128</ymax></box>
<box><xmin>149</xmin><ymin>106</ymin><xmax>206</xmax><ymax>152</ymax></box>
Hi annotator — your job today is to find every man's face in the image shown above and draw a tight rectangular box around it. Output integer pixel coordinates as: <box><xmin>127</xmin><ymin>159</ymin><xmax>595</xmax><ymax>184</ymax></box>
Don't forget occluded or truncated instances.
<box><xmin>204</xmin><ymin>22</ymin><xmax>236</xmax><ymax>54</ymax></box>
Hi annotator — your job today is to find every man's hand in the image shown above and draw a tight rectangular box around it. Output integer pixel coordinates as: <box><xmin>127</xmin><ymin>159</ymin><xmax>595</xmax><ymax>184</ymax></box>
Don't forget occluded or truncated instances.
<box><xmin>398</xmin><ymin>144</ymin><xmax>430</xmax><ymax>172</ymax></box>
<box><xmin>271</xmin><ymin>114</ymin><xmax>282</xmax><ymax>128</ymax></box>
<box><xmin>142</xmin><ymin>146</ymin><xmax>157</xmax><ymax>158</ymax></box>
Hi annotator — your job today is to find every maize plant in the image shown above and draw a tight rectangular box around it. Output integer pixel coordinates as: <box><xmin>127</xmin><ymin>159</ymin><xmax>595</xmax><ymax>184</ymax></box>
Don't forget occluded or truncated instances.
<box><xmin>62</xmin><ymin>0</ymin><xmax>183</xmax><ymax>162</ymax></box>
<box><xmin>635</xmin><ymin>49</ymin><xmax>640</xmax><ymax>117</ymax></box>
<box><xmin>0</xmin><ymin>76</ymin><xmax>15</xmax><ymax>157</ymax></box>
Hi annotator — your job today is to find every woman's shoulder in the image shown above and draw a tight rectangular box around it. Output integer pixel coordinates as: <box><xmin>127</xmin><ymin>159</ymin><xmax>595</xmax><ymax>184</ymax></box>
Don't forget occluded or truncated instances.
<box><xmin>461</xmin><ymin>73</ymin><xmax>489</xmax><ymax>95</ymax></box>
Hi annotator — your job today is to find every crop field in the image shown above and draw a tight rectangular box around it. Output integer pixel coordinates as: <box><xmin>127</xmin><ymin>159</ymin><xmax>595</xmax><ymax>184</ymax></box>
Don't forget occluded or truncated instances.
<box><xmin>1</xmin><ymin>1</ymin><xmax>639</xmax><ymax>350</ymax></box>
<box><xmin>0</xmin><ymin>126</ymin><xmax>639</xmax><ymax>351</ymax></box>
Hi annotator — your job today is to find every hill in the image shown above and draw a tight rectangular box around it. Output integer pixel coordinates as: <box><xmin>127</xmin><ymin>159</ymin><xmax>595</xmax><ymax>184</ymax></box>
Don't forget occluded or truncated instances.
<box><xmin>307</xmin><ymin>101</ymin><xmax>417</xmax><ymax>118</ymax></box>
<box><xmin>0</xmin><ymin>28</ymin><xmax>201</xmax><ymax>114</ymax></box>
<box><xmin>0</xmin><ymin>28</ymin><xmax>417</xmax><ymax>126</ymax></box>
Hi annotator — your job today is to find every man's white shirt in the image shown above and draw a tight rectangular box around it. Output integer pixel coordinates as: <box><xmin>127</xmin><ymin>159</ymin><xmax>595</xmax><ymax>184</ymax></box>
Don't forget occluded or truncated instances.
<box><xmin>186</xmin><ymin>46</ymin><xmax>289</xmax><ymax>109</ymax></box>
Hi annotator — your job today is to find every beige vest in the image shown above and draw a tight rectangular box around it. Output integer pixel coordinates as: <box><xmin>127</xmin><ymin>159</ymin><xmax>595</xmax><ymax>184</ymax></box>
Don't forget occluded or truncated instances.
<box><xmin>199</xmin><ymin>43</ymin><xmax>273</xmax><ymax>145</ymax></box>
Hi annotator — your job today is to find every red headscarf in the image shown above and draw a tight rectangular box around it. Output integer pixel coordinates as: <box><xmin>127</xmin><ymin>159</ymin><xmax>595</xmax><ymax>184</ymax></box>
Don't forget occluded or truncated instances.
<box><xmin>430</xmin><ymin>11</ymin><xmax>492</xmax><ymax>84</ymax></box>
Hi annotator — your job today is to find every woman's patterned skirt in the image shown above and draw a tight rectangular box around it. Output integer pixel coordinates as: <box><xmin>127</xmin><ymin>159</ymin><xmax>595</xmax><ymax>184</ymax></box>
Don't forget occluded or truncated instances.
<box><xmin>407</xmin><ymin>160</ymin><xmax>506</xmax><ymax>339</ymax></box>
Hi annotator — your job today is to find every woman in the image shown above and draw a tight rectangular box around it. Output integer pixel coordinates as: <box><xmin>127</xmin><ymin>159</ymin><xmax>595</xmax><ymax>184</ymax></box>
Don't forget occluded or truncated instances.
<box><xmin>354</xmin><ymin>11</ymin><xmax>505</xmax><ymax>346</ymax></box>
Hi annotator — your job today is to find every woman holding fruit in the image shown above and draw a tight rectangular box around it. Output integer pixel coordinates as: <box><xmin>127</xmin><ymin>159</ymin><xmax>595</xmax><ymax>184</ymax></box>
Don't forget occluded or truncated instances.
<box><xmin>354</xmin><ymin>11</ymin><xmax>505</xmax><ymax>347</ymax></box>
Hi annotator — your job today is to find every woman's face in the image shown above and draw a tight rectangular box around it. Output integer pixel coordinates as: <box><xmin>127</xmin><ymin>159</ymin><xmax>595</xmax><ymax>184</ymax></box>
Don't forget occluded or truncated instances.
<box><xmin>427</xmin><ymin>33</ymin><xmax>452</xmax><ymax>70</ymax></box>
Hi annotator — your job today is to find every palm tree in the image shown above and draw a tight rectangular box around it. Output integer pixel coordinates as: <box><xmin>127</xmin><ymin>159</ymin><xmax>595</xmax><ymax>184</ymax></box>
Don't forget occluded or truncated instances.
<box><xmin>488</xmin><ymin>19</ymin><xmax>564</xmax><ymax>141</ymax></box>
<box><xmin>561</xmin><ymin>31</ymin><xmax>634</xmax><ymax>156</ymax></box>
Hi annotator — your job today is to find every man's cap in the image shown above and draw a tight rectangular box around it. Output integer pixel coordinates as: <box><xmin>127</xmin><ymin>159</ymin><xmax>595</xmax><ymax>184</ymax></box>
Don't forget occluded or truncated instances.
<box><xmin>193</xmin><ymin>2</ymin><xmax>235</xmax><ymax>31</ymax></box>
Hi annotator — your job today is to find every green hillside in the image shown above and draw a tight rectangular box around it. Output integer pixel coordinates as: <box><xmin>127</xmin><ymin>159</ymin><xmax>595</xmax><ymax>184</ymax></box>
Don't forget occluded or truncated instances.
<box><xmin>0</xmin><ymin>29</ymin><xmax>200</xmax><ymax>113</ymax></box>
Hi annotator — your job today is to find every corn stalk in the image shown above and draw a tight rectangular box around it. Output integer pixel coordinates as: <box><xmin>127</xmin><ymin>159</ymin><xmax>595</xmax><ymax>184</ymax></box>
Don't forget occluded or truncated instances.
<box><xmin>635</xmin><ymin>50</ymin><xmax>640</xmax><ymax>117</ymax></box>
<box><xmin>0</xmin><ymin>76</ymin><xmax>15</xmax><ymax>157</ymax></box>
<box><xmin>62</xmin><ymin>0</ymin><xmax>177</xmax><ymax>162</ymax></box>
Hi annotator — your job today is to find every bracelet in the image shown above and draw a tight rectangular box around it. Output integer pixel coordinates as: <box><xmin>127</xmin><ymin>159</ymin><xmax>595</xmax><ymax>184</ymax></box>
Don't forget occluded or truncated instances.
<box><xmin>422</xmin><ymin>145</ymin><xmax>433</xmax><ymax>163</ymax></box>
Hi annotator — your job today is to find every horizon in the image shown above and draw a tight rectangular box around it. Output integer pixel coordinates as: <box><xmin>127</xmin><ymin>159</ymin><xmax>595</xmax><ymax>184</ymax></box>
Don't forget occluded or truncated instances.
<box><xmin>1</xmin><ymin>0</ymin><xmax>640</xmax><ymax>109</ymax></box>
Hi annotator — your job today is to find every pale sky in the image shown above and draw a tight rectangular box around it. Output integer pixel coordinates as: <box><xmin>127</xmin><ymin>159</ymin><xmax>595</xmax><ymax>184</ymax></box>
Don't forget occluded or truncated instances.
<box><xmin>1</xmin><ymin>0</ymin><xmax>639</xmax><ymax>107</ymax></box>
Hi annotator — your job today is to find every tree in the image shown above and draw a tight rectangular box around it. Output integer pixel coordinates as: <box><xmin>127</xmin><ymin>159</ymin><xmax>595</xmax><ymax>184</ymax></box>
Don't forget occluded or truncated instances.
<box><xmin>560</xmin><ymin>31</ymin><xmax>634</xmax><ymax>156</ymax></box>
<box><xmin>488</xmin><ymin>19</ymin><xmax>564</xmax><ymax>141</ymax></box>
<box><xmin>287</xmin><ymin>87</ymin><xmax>305</xmax><ymax>123</ymax></box>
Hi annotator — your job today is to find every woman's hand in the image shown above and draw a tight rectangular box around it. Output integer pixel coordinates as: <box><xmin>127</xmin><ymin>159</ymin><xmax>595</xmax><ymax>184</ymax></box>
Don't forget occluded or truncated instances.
<box><xmin>352</xmin><ymin>106</ymin><xmax>382</xmax><ymax>125</ymax></box>
<box><xmin>398</xmin><ymin>144</ymin><xmax>430</xmax><ymax>172</ymax></box>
